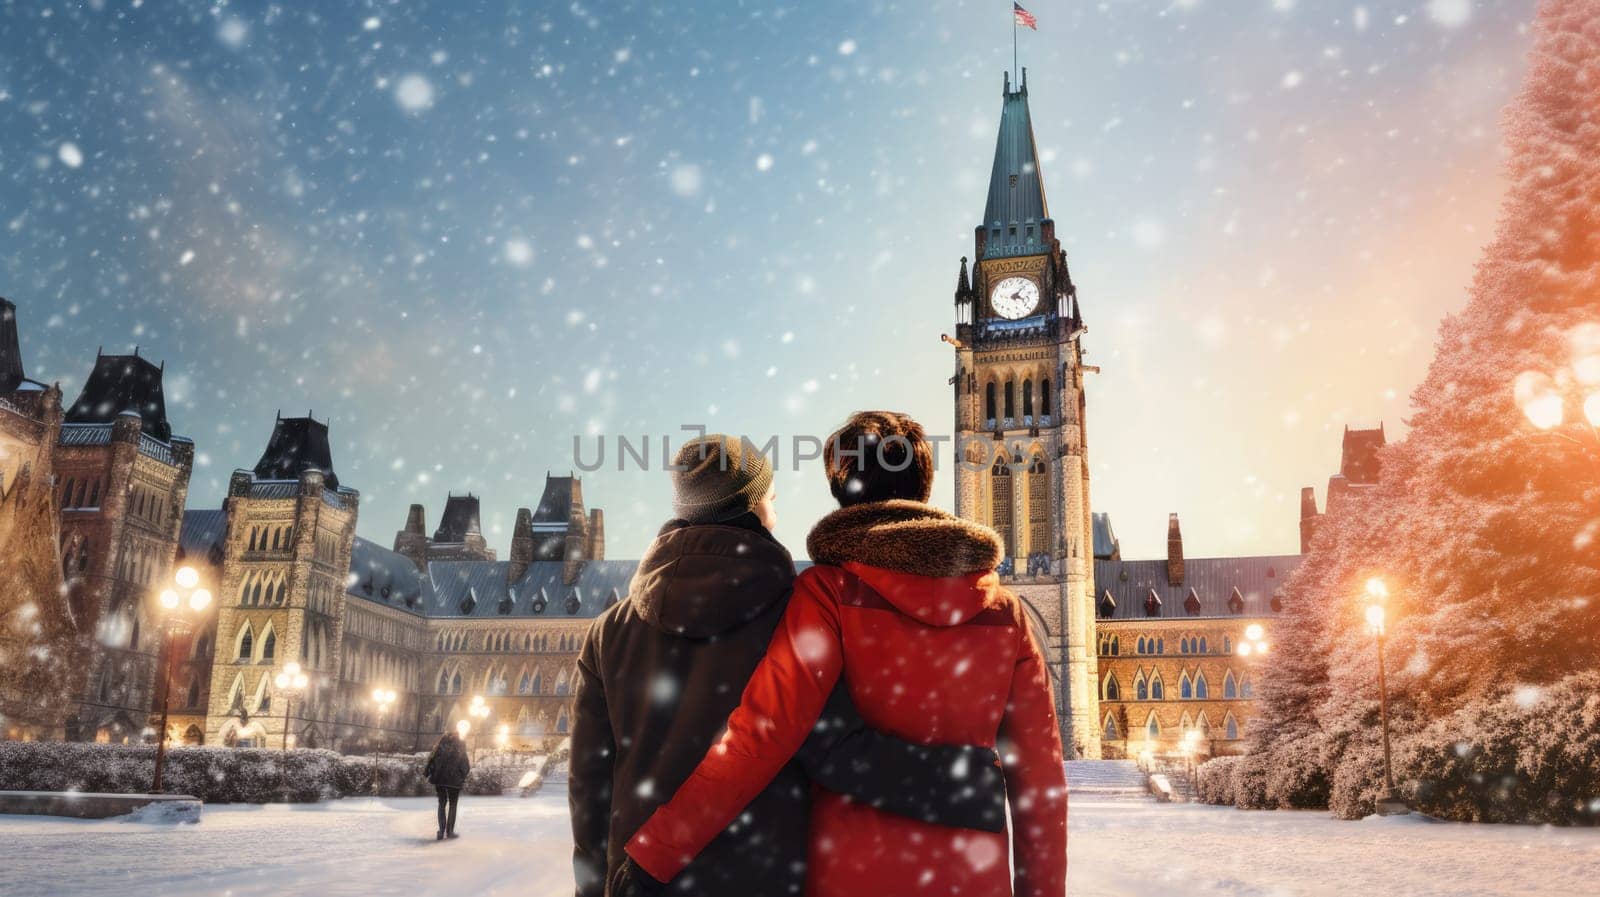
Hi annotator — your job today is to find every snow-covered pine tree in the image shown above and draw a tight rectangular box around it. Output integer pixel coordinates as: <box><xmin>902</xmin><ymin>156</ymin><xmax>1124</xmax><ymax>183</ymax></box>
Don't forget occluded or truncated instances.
<box><xmin>1344</xmin><ymin>0</ymin><xmax>1600</xmax><ymax>713</ymax></box>
<box><xmin>1232</xmin><ymin>0</ymin><xmax>1600</xmax><ymax>821</ymax></box>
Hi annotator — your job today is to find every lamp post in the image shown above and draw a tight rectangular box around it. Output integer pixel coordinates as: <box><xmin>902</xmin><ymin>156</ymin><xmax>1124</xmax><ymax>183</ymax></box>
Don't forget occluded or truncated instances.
<box><xmin>1182</xmin><ymin>729</ymin><xmax>1203</xmax><ymax>796</ymax></box>
<box><xmin>467</xmin><ymin>695</ymin><xmax>490</xmax><ymax>762</ymax></box>
<box><xmin>370</xmin><ymin>687</ymin><xmax>397</xmax><ymax>794</ymax></box>
<box><xmin>1364</xmin><ymin>577</ymin><xmax>1408</xmax><ymax>815</ymax></box>
<box><xmin>151</xmin><ymin>566</ymin><xmax>212</xmax><ymax>793</ymax></box>
<box><xmin>274</xmin><ymin>661</ymin><xmax>310</xmax><ymax>752</ymax></box>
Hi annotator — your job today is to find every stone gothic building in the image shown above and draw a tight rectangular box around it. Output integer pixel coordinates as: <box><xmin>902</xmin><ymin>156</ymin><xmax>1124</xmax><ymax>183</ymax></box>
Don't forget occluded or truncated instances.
<box><xmin>170</xmin><ymin>414</ymin><xmax>619</xmax><ymax>752</ymax></box>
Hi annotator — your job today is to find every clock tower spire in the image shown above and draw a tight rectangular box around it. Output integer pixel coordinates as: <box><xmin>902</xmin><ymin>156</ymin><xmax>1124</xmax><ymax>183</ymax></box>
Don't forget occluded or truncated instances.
<box><xmin>950</xmin><ymin>72</ymin><xmax>1099</xmax><ymax>758</ymax></box>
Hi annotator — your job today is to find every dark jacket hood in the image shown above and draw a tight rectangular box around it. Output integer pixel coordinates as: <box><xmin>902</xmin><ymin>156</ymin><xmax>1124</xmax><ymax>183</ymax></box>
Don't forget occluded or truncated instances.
<box><xmin>806</xmin><ymin>500</ymin><xmax>1005</xmax><ymax>627</ymax></box>
<box><xmin>628</xmin><ymin>519</ymin><xmax>796</xmax><ymax>639</ymax></box>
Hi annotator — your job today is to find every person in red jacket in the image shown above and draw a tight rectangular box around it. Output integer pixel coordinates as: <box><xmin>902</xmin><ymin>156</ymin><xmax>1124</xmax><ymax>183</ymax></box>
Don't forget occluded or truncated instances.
<box><xmin>622</xmin><ymin>410</ymin><xmax>1067</xmax><ymax>897</ymax></box>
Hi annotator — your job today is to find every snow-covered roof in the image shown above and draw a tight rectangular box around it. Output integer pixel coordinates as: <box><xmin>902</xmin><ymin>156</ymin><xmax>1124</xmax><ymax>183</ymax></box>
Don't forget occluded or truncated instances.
<box><xmin>1094</xmin><ymin>554</ymin><xmax>1301</xmax><ymax>622</ymax></box>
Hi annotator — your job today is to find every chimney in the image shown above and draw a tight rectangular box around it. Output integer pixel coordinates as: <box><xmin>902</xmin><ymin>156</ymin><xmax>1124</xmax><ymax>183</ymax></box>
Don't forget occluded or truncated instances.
<box><xmin>1165</xmin><ymin>513</ymin><xmax>1185</xmax><ymax>586</ymax></box>
<box><xmin>394</xmin><ymin>503</ymin><xmax>429</xmax><ymax>571</ymax></box>
<box><xmin>587</xmin><ymin>508</ymin><xmax>605</xmax><ymax>561</ymax></box>
<box><xmin>508</xmin><ymin>507</ymin><xmax>534</xmax><ymax>582</ymax></box>
<box><xmin>1299</xmin><ymin>487</ymin><xmax>1320</xmax><ymax>554</ymax></box>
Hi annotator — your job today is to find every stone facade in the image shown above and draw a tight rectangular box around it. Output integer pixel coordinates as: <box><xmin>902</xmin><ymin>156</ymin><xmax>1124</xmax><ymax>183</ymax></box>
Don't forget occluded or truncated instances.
<box><xmin>0</xmin><ymin>301</ymin><xmax>77</xmax><ymax>740</ymax></box>
<box><xmin>1093</xmin><ymin>515</ymin><xmax>1296</xmax><ymax>759</ymax></box>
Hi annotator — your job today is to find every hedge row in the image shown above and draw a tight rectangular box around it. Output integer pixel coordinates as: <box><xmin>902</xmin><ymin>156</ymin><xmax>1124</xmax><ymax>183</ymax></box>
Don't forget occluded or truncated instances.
<box><xmin>1197</xmin><ymin>672</ymin><xmax>1600</xmax><ymax>825</ymax></box>
<box><xmin>0</xmin><ymin>741</ymin><xmax>505</xmax><ymax>803</ymax></box>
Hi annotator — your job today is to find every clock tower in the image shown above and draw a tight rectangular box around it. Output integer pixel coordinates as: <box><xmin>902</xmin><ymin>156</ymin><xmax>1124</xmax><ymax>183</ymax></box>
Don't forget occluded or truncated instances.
<box><xmin>948</xmin><ymin>70</ymin><xmax>1099</xmax><ymax>758</ymax></box>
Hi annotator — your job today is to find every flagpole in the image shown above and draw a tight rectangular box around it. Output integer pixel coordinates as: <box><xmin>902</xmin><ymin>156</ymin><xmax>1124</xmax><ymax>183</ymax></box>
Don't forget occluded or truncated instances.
<box><xmin>1013</xmin><ymin>11</ymin><xmax>1018</xmax><ymax>87</ymax></box>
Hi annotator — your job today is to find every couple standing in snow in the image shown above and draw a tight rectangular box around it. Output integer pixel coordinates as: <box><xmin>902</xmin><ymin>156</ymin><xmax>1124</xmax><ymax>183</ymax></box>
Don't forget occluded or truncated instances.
<box><xmin>569</xmin><ymin>411</ymin><xmax>1067</xmax><ymax>897</ymax></box>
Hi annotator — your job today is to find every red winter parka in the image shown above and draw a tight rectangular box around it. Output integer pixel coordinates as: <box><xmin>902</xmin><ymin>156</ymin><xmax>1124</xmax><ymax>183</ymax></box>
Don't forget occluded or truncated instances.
<box><xmin>626</xmin><ymin>500</ymin><xmax>1067</xmax><ymax>897</ymax></box>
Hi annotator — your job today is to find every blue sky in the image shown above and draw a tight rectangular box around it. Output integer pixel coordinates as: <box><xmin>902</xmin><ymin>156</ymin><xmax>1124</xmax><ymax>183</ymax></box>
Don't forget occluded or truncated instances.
<box><xmin>1</xmin><ymin>0</ymin><xmax>1533</xmax><ymax>560</ymax></box>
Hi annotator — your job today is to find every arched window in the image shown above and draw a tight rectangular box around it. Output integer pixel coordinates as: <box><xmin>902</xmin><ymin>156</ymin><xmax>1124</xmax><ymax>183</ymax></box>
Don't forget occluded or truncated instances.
<box><xmin>1104</xmin><ymin>675</ymin><xmax>1120</xmax><ymax>701</ymax></box>
<box><xmin>556</xmin><ymin>707</ymin><xmax>570</xmax><ymax>734</ymax></box>
<box><xmin>555</xmin><ymin>669</ymin><xmax>570</xmax><ymax>697</ymax></box>
<box><xmin>1225</xmin><ymin>714</ymin><xmax>1240</xmax><ymax>740</ymax></box>
<box><xmin>236</xmin><ymin>624</ymin><xmax>253</xmax><ymax>661</ymax></box>
<box><xmin>1179</xmin><ymin>672</ymin><xmax>1193</xmax><ymax>700</ymax></box>
<box><xmin>1199</xmin><ymin>636</ymin><xmax>1208</xmax><ymax>654</ymax></box>
<box><xmin>1146</xmin><ymin>713</ymin><xmax>1160</xmax><ymax>738</ymax></box>
<box><xmin>62</xmin><ymin>478</ymin><xmax>75</xmax><ymax>507</ymax></box>
<box><xmin>1104</xmin><ymin>714</ymin><xmax>1119</xmax><ymax>740</ymax></box>
<box><xmin>1135</xmin><ymin>673</ymin><xmax>1148</xmax><ymax>701</ymax></box>
<box><xmin>1224</xmin><ymin>671</ymin><xmax>1237</xmax><ymax>699</ymax></box>
<box><xmin>186</xmin><ymin>676</ymin><xmax>201</xmax><ymax>708</ymax></box>
<box><xmin>260</xmin><ymin>627</ymin><xmax>276</xmax><ymax>663</ymax></box>
<box><xmin>88</xmin><ymin>480</ymin><xmax>100</xmax><ymax>507</ymax></box>
<box><xmin>1040</xmin><ymin>378</ymin><xmax>1051</xmax><ymax>418</ymax></box>
<box><xmin>531</xmin><ymin>670</ymin><xmax>543</xmax><ymax>695</ymax></box>
<box><xmin>1240</xmin><ymin>675</ymin><xmax>1254</xmax><ymax>699</ymax></box>
<box><xmin>1022</xmin><ymin>379</ymin><xmax>1034</xmax><ymax>418</ymax></box>
<box><xmin>1110</xmin><ymin>636</ymin><xmax>1120</xmax><ymax>656</ymax></box>
<box><xmin>1180</xmin><ymin>637</ymin><xmax>1190</xmax><ymax>654</ymax></box>
<box><xmin>1136</xmin><ymin>636</ymin><xmax>1147</xmax><ymax>655</ymax></box>
<box><xmin>1223</xmin><ymin>636</ymin><xmax>1232</xmax><ymax>655</ymax></box>
<box><xmin>1156</xmin><ymin>637</ymin><xmax>1165</xmax><ymax>655</ymax></box>
<box><xmin>519</xmin><ymin>670</ymin><xmax>532</xmax><ymax>695</ymax></box>
<box><xmin>437</xmin><ymin>668</ymin><xmax>451</xmax><ymax>694</ymax></box>
<box><xmin>990</xmin><ymin>456</ymin><xmax>1013</xmax><ymax>557</ymax></box>
<box><xmin>1151</xmin><ymin>675</ymin><xmax>1165</xmax><ymax>701</ymax></box>
<box><xmin>450</xmin><ymin>670</ymin><xmax>463</xmax><ymax>694</ymax></box>
<box><xmin>1195</xmin><ymin>673</ymin><xmax>1209</xmax><ymax>700</ymax></box>
<box><xmin>1003</xmin><ymin>380</ymin><xmax>1015</xmax><ymax>420</ymax></box>
<box><xmin>985</xmin><ymin>382</ymin><xmax>997</xmax><ymax>423</ymax></box>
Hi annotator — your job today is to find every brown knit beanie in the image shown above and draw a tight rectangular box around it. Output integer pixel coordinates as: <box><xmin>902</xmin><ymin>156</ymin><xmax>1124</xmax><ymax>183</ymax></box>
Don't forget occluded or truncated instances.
<box><xmin>670</xmin><ymin>434</ymin><xmax>775</xmax><ymax>523</ymax></box>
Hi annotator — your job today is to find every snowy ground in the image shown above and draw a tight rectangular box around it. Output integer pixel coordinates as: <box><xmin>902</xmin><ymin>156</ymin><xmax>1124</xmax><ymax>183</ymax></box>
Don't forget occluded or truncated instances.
<box><xmin>6</xmin><ymin>787</ymin><xmax>1600</xmax><ymax>897</ymax></box>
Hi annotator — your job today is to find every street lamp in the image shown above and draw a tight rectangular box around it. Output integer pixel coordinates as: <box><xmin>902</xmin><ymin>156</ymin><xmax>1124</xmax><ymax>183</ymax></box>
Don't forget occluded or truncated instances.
<box><xmin>1236</xmin><ymin>623</ymin><xmax>1270</xmax><ymax>657</ymax></box>
<box><xmin>468</xmin><ymin>695</ymin><xmax>490</xmax><ymax>761</ymax></box>
<box><xmin>1513</xmin><ymin>325</ymin><xmax>1600</xmax><ymax>460</ymax></box>
<box><xmin>1364</xmin><ymin>577</ymin><xmax>1406</xmax><ymax>814</ymax></box>
<box><xmin>273</xmin><ymin>661</ymin><xmax>310</xmax><ymax>752</ymax></box>
<box><xmin>1181</xmin><ymin>728</ymin><xmax>1203</xmax><ymax>794</ymax></box>
<box><xmin>369</xmin><ymin>688</ymin><xmax>398</xmax><ymax>794</ymax></box>
<box><xmin>151</xmin><ymin>566</ymin><xmax>212</xmax><ymax>793</ymax></box>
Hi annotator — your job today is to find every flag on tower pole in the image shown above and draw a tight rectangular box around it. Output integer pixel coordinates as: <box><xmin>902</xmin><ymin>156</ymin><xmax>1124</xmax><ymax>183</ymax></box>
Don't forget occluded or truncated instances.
<box><xmin>1012</xmin><ymin>3</ymin><xmax>1036</xmax><ymax>87</ymax></box>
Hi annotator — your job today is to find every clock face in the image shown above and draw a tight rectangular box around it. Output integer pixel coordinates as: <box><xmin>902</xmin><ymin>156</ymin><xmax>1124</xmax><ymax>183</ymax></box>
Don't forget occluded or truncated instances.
<box><xmin>990</xmin><ymin>276</ymin><xmax>1040</xmax><ymax>320</ymax></box>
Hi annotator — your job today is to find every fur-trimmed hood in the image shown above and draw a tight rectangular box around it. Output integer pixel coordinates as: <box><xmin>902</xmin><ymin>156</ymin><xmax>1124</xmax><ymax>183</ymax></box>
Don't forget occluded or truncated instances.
<box><xmin>806</xmin><ymin>500</ymin><xmax>1005</xmax><ymax>627</ymax></box>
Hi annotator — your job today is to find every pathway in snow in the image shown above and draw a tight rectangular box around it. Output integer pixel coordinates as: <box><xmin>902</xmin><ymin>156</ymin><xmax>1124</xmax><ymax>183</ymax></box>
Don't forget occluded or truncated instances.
<box><xmin>5</xmin><ymin>787</ymin><xmax>1599</xmax><ymax>896</ymax></box>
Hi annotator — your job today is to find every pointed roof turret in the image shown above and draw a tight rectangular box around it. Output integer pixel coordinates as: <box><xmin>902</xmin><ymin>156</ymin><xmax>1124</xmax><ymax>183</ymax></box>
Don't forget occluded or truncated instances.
<box><xmin>954</xmin><ymin>257</ymin><xmax>972</xmax><ymax>303</ymax></box>
<box><xmin>252</xmin><ymin>413</ymin><xmax>340</xmax><ymax>489</ymax></box>
<box><xmin>981</xmin><ymin>71</ymin><xmax>1050</xmax><ymax>259</ymax></box>
<box><xmin>65</xmin><ymin>348</ymin><xmax>172</xmax><ymax>441</ymax></box>
<box><xmin>434</xmin><ymin>493</ymin><xmax>483</xmax><ymax>542</ymax></box>
<box><xmin>0</xmin><ymin>298</ymin><xmax>24</xmax><ymax>394</ymax></box>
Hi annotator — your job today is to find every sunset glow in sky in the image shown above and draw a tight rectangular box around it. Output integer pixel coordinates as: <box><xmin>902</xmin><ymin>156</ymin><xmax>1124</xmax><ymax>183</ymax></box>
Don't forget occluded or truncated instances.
<box><xmin>0</xmin><ymin>0</ymin><xmax>1533</xmax><ymax>559</ymax></box>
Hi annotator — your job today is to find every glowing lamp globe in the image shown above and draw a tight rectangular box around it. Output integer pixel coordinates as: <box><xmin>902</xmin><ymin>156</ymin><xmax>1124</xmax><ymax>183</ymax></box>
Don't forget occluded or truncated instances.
<box><xmin>1245</xmin><ymin>623</ymin><xmax>1264</xmax><ymax>642</ymax></box>
<box><xmin>159</xmin><ymin>589</ymin><xmax>181</xmax><ymax>609</ymax></box>
<box><xmin>1365</xmin><ymin>603</ymin><xmax>1386</xmax><ymax>633</ymax></box>
<box><xmin>1237</xmin><ymin>642</ymin><xmax>1252</xmax><ymax>657</ymax></box>
<box><xmin>456</xmin><ymin>720</ymin><xmax>470</xmax><ymax>738</ymax></box>
<box><xmin>1364</xmin><ymin>577</ymin><xmax>1388</xmax><ymax>600</ymax></box>
<box><xmin>174</xmin><ymin>566</ymin><xmax>200</xmax><ymax>589</ymax></box>
<box><xmin>190</xmin><ymin>589</ymin><xmax>212</xmax><ymax>612</ymax></box>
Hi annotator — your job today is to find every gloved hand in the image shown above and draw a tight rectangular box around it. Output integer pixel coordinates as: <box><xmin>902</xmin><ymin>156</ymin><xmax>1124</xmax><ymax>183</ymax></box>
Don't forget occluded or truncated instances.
<box><xmin>609</xmin><ymin>856</ymin><xmax>668</xmax><ymax>897</ymax></box>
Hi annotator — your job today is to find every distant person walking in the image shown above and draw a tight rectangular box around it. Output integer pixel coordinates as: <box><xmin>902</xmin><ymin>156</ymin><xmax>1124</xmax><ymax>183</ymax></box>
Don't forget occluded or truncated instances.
<box><xmin>425</xmin><ymin>731</ymin><xmax>471</xmax><ymax>841</ymax></box>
